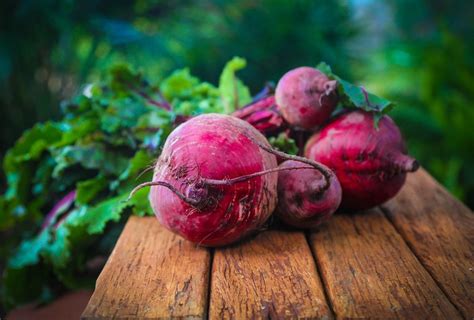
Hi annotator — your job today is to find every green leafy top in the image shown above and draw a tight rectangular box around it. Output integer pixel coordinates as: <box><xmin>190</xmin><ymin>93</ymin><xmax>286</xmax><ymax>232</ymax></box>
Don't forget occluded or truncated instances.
<box><xmin>317</xmin><ymin>62</ymin><xmax>395</xmax><ymax>124</ymax></box>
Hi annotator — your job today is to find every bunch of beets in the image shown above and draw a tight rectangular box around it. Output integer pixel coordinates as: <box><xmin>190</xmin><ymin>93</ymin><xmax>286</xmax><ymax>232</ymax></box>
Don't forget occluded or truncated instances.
<box><xmin>131</xmin><ymin>66</ymin><xmax>419</xmax><ymax>246</ymax></box>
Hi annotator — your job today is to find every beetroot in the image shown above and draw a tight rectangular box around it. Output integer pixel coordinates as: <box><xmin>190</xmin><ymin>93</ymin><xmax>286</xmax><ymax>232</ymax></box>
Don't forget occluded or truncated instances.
<box><xmin>232</xmin><ymin>96</ymin><xmax>286</xmax><ymax>135</ymax></box>
<box><xmin>276</xmin><ymin>160</ymin><xmax>341</xmax><ymax>228</ymax></box>
<box><xmin>305</xmin><ymin>111</ymin><xmax>419</xmax><ymax>210</ymax></box>
<box><xmin>275</xmin><ymin>67</ymin><xmax>338</xmax><ymax>130</ymax></box>
<box><xmin>141</xmin><ymin>114</ymin><xmax>278</xmax><ymax>246</ymax></box>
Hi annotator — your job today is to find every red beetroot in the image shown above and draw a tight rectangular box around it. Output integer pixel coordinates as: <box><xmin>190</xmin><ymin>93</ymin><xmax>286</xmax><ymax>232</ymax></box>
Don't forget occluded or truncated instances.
<box><xmin>276</xmin><ymin>160</ymin><xmax>341</xmax><ymax>228</ymax></box>
<box><xmin>232</xmin><ymin>96</ymin><xmax>285</xmax><ymax>135</ymax></box>
<box><xmin>275</xmin><ymin>67</ymin><xmax>338</xmax><ymax>130</ymax></box>
<box><xmin>145</xmin><ymin>114</ymin><xmax>278</xmax><ymax>246</ymax></box>
<box><xmin>305</xmin><ymin>111</ymin><xmax>419</xmax><ymax>210</ymax></box>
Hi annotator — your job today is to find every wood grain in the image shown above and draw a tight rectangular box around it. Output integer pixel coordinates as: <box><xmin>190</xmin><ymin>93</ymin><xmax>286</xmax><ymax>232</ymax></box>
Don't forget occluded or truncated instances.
<box><xmin>81</xmin><ymin>216</ymin><xmax>211</xmax><ymax>320</ymax></box>
<box><xmin>309</xmin><ymin>208</ymin><xmax>462</xmax><ymax>319</ymax></box>
<box><xmin>209</xmin><ymin>230</ymin><xmax>332</xmax><ymax>319</ymax></box>
<box><xmin>382</xmin><ymin>169</ymin><xmax>474</xmax><ymax>318</ymax></box>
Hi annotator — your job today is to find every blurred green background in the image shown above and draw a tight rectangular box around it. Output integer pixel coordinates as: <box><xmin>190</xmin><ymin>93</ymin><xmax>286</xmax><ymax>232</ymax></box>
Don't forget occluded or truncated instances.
<box><xmin>0</xmin><ymin>0</ymin><xmax>473</xmax><ymax>209</ymax></box>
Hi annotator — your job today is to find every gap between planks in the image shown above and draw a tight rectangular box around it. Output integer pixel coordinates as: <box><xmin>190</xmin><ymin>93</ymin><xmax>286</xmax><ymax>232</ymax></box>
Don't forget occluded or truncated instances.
<box><xmin>205</xmin><ymin>248</ymin><xmax>214</xmax><ymax>320</ymax></box>
<box><xmin>304</xmin><ymin>232</ymin><xmax>336</xmax><ymax>318</ymax></box>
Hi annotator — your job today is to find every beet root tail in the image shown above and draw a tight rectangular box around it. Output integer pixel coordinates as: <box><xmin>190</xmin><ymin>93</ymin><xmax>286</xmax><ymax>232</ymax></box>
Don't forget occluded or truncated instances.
<box><xmin>396</xmin><ymin>154</ymin><xmax>420</xmax><ymax>172</ymax></box>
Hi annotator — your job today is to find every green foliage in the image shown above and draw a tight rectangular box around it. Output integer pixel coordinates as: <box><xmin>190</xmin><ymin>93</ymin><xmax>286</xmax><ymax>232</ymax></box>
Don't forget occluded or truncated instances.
<box><xmin>317</xmin><ymin>62</ymin><xmax>395</xmax><ymax>125</ymax></box>
<box><xmin>268</xmin><ymin>133</ymin><xmax>298</xmax><ymax>155</ymax></box>
<box><xmin>76</xmin><ymin>177</ymin><xmax>108</xmax><ymax>205</ymax></box>
<box><xmin>159</xmin><ymin>68</ymin><xmax>224</xmax><ymax>116</ymax></box>
<box><xmin>218</xmin><ymin>57</ymin><xmax>251</xmax><ymax>113</ymax></box>
<box><xmin>0</xmin><ymin>61</ymin><xmax>248</xmax><ymax>310</ymax></box>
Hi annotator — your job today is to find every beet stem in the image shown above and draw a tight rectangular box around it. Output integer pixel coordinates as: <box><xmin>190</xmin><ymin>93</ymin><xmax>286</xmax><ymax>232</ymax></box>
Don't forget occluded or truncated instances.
<box><xmin>157</xmin><ymin>91</ymin><xmax>172</xmax><ymax>110</ymax></box>
<box><xmin>42</xmin><ymin>190</ymin><xmax>76</xmax><ymax>230</ymax></box>
<box><xmin>255</xmin><ymin>141</ymin><xmax>332</xmax><ymax>192</ymax></box>
<box><xmin>127</xmin><ymin>181</ymin><xmax>201</xmax><ymax>207</ymax></box>
<box><xmin>129</xmin><ymin>167</ymin><xmax>311</xmax><ymax>205</ymax></box>
<box><xmin>132</xmin><ymin>86</ymin><xmax>171</xmax><ymax>111</ymax></box>
<box><xmin>201</xmin><ymin>166</ymin><xmax>311</xmax><ymax>186</ymax></box>
<box><xmin>360</xmin><ymin>86</ymin><xmax>374</xmax><ymax>109</ymax></box>
<box><xmin>251</xmin><ymin>82</ymin><xmax>275</xmax><ymax>102</ymax></box>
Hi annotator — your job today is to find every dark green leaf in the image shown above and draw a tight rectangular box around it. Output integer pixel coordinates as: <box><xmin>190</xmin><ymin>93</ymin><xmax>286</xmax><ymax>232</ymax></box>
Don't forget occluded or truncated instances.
<box><xmin>119</xmin><ymin>150</ymin><xmax>154</xmax><ymax>182</ymax></box>
<box><xmin>76</xmin><ymin>176</ymin><xmax>109</xmax><ymax>205</ymax></box>
<box><xmin>100</xmin><ymin>98</ymin><xmax>150</xmax><ymax>133</ymax></box>
<box><xmin>109</xmin><ymin>64</ymin><xmax>142</xmax><ymax>94</ymax></box>
<box><xmin>8</xmin><ymin>231</ymin><xmax>50</xmax><ymax>269</ymax></box>
<box><xmin>3</xmin><ymin>123</ymin><xmax>63</xmax><ymax>202</ymax></box>
<box><xmin>2</xmin><ymin>265</ymin><xmax>54</xmax><ymax>310</ymax></box>
<box><xmin>76</xmin><ymin>194</ymin><xmax>130</xmax><ymax>234</ymax></box>
<box><xmin>3</xmin><ymin>122</ymin><xmax>62</xmax><ymax>171</ymax></box>
<box><xmin>268</xmin><ymin>133</ymin><xmax>298</xmax><ymax>155</ymax></box>
<box><xmin>317</xmin><ymin>62</ymin><xmax>395</xmax><ymax>124</ymax></box>
<box><xmin>129</xmin><ymin>188</ymin><xmax>153</xmax><ymax>216</ymax></box>
<box><xmin>54</xmin><ymin>118</ymin><xmax>99</xmax><ymax>147</ymax></box>
<box><xmin>160</xmin><ymin>68</ymin><xmax>200</xmax><ymax>101</ymax></box>
<box><xmin>337</xmin><ymin>79</ymin><xmax>395</xmax><ymax>114</ymax></box>
<box><xmin>52</xmin><ymin>144</ymin><xmax>129</xmax><ymax>177</ymax></box>
<box><xmin>315</xmin><ymin>61</ymin><xmax>333</xmax><ymax>75</ymax></box>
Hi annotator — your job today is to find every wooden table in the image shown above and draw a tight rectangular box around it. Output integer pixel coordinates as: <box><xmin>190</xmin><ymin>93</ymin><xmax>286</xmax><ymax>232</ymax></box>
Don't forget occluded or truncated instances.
<box><xmin>82</xmin><ymin>169</ymin><xmax>473</xmax><ymax>319</ymax></box>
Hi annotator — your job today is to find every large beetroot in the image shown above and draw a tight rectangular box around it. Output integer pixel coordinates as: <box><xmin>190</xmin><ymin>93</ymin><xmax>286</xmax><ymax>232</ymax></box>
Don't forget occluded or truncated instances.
<box><xmin>275</xmin><ymin>67</ymin><xmax>338</xmax><ymax>130</ymax></box>
<box><xmin>129</xmin><ymin>113</ymin><xmax>336</xmax><ymax>246</ymax></box>
<box><xmin>305</xmin><ymin>111</ymin><xmax>419</xmax><ymax>210</ymax></box>
<box><xmin>141</xmin><ymin>114</ymin><xmax>279</xmax><ymax>246</ymax></box>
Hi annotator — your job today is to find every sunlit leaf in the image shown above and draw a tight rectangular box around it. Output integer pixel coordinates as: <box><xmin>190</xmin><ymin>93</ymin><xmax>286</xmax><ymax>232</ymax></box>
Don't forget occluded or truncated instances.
<box><xmin>219</xmin><ymin>57</ymin><xmax>251</xmax><ymax>113</ymax></box>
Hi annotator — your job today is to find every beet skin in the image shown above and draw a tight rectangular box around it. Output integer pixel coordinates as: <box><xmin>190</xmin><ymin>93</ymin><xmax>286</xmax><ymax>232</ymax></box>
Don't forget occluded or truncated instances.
<box><xmin>232</xmin><ymin>95</ymin><xmax>285</xmax><ymax>135</ymax></box>
<box><xmin>275</xmin><ymin>67</ymin><xmax>338</xmax><ymax>130</ymax></box>
<box><xmin>276</xmin><ymin>160</ymin><xmax>341</xmax><ymax>228</ymax></box>
<box><xmin>305</xmin><ymin>111</ymin><xmax>419</xmax><ymax>210</ymax></box>
<box><xmin>149</xmin><ymin>114</ymin><xmax>278</xmax><ymax>246</ymax></box>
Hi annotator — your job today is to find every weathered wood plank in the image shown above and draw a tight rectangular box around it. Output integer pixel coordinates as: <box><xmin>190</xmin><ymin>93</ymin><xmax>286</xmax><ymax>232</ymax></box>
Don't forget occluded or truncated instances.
<box><xmin>81</xmin><ymin>216</ymin><xmax>211</xmax><ymax>320</ymax></box>
<box><xmin>309</xmin><ymin>208</ymin><xmax>462</xmax><ymax>319</ymax></box>
<box><xmin>382</xmin><ymin>169</ymin><xmax>474</xmax><ymax>318</ymax></box>
<box><xmin>210</xmin><ymin>230</ymin><xmax>332</xmax><ymax>319</ymax></box>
